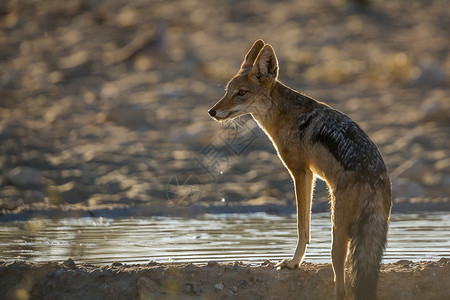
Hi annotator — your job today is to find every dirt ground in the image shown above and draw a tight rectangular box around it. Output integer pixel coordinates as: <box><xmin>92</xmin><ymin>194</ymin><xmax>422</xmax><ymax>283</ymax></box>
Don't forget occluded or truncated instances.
<box><xmin>0</xmin><ymin>0</ymin><xmax>449</xmax><ymax>218</ymax></box>
<box><xmin>1</xmin><ymin>258</ymin><xmax>449</xmax><ymax>300</ymax></box>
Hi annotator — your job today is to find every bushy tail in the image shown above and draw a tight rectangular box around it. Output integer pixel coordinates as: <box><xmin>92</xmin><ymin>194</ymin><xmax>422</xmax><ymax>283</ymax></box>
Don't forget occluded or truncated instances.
<box><xmin>349</xmin><ymin>205</ymin><xmax>389</xmax><ymax>300</ymax></box>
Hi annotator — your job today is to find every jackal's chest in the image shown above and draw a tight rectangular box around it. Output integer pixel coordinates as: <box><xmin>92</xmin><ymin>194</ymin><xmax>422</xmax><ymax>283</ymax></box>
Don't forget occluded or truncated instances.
<box><xmin>269</xmin><ymin>131</ymin><xmax>310</xmax><ymax>173</ymax></box>
<box><xmin>253</xmin><ymin>115</ymin><xmax>310</xmax><ymax>172</ymax></box>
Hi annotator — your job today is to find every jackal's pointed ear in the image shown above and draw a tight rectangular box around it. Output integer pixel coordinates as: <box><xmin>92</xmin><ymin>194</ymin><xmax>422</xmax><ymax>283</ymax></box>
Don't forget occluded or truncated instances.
<box><xmin>252</xmin><ymin>44</ymin><xmax>279</xmax><ymax>81</ymax></box>
<box><xmin>241</xmin><ymin>39</ymin><xmax>265</xmax><ymax>69</ymax></box>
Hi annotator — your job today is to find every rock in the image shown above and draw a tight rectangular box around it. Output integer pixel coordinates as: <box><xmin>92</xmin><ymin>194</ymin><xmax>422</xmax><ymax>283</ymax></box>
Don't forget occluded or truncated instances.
<box><xmin>6</xmin><ymin>167</ymin><xmax>42</xmax><ymax>188</ymax></box>
<box><xmin>115</xmin><ymin>6</ymin><xmax>139</xmax><ymax>28</ymax></box>
<box><xmin>0</xmin><ymin>186</ymin><xmax>22</xmax><ymax>198</ymax></box>
<box><xmin>23</xmin><ymin>190</ymin><xmax>46</xmax><ymax>204</ymax></box>
<box><xmin>391</xmin><ymin>159</ymin><xmax>428</xmax><ymax>182</ymax></box>
<box><xmin>58</xmin><ymin>181</ymin><xmax>90</xmax><ymax>204</ymax></box>
<box><xmin>207</xmin><ymin>261</ymin><xmax>218</xmax><ymax>267</ymax></box>
<box><xmin>391</xmin><ymin>178</ymin><xmax>428</xmax><ymax>199</ymax></box>
<box><xmin>411</xmin><ymin>61</ymin><xmax>446</xmax><ymax>86</ymax></box>
<box><xmin>0</xmin><ymin>198</ymin><xmax>22</xmax><ymax>210</ymax></box>
<box><xmin>63</xmin><ymin>258</ymin><xmax>76</xmax><ymax>269</ymax></box>
<box><xmin>260</xmin><ymin>260</ymin><xmax>272</xmax><ymax>266</ymax></box>
<box><xmin>397</xmin><ymin>260</ymin><xmax>413</xmax><ymax>267</ymax></box>
<box><xmin>214</xmin><ymin>283</ymin><xmax>224</xmax><ymax>290</ymax></box>
<box><xmin>169</xmin><ymin>122</ymin><xmax>211</xmax><ymax>145</ymax></box>
<box><xmin>185</xmin><ymin>282</ymin><xmax>199</xmax><ymax>295</ymax></box>
<box><xmin>419</xmin><ymin>91</ymin><xmax>450</xmax><ymax>123</ymax></box>
<box><xmin>105</xmin><ymin>103</ymin><xmax>151</xmax><ymax>129</ymax></box>
<box><xmin>137</xmin><ymin>275</ymin><xmax>161</xmax><ymax>299</ymax></box>
<box><xmin>440</xmin><ymin>175</ymin><xmax>450</xmax><ymax>187</ymax></box>
<box><xmin>435</xmin><ymin>158</ymin><xmax>450</xmax><ymax>173</ymax></box>
<box><xmin>0</xmin><ymin>186</ymin><xmax>23</xmax><ymax>210</ymax></box>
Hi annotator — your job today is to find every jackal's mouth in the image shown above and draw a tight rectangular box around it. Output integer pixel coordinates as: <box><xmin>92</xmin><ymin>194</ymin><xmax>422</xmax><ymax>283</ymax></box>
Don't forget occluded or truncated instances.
<box><xmin>215</xmin><ymin>110</ymin><xmax>234</xmax><ymax>120</ymax></box>
<box><xmin>209</xmin><ymin>109</ymin><xmax>236</xmax><ymax>121</ymax></box>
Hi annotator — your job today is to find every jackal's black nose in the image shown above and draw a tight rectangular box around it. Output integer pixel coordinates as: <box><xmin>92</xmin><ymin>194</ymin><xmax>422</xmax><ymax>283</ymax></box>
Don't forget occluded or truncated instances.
<box><xmin>208</xmin><ymin>109</ymin><xmax>216</xmax><ymax>117</ymax></box>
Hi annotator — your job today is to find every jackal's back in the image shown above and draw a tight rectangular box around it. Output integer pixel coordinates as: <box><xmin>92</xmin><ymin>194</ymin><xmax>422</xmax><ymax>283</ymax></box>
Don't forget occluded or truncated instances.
<box><xmin>310</xmin><ymin>109</ymin><xmax>387</xmax><ymax>183</ymax></box>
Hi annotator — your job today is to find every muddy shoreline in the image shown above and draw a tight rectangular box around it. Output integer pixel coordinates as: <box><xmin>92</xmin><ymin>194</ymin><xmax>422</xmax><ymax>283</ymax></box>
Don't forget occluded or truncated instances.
<box><xmin>1</xmin><ymin>259</ymin><xmax>449</xmax><ymax>300</ymax></box>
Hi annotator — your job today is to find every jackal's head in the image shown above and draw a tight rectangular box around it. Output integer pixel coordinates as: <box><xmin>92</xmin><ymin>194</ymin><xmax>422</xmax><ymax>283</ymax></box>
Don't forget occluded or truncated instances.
<box><xmin>208</xmin><ymin>39</ymin><xmax>278</xmax><ymax>121</ymax></box>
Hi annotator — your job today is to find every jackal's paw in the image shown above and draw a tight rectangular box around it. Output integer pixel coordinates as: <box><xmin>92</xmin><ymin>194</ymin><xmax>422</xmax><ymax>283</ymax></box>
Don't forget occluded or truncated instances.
<box><xmin>276</xmin><ymin>258</ymin><xmax>299</xmax><ymax>269</ymax></box>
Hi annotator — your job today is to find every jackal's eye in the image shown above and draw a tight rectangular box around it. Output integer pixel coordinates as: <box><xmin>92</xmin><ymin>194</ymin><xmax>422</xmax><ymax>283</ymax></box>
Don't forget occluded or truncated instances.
<box><xmin>237</xmin><ymin>90</ymin><xmax>247</xmax><ymax>96</ymax></box>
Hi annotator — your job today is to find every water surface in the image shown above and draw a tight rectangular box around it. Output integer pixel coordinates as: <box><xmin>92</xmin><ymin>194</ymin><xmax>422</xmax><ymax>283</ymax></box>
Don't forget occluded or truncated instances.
<box><xmin>0</xmin><ymin>212</ymin><xmax>448</xmax><ymax>265</ymax></box>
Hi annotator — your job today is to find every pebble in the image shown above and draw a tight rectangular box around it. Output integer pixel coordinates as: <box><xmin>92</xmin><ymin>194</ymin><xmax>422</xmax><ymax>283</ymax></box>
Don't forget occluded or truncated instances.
<box><xmin>260</xmin><ymin>259</ymin><xmax>272</xmax><ymax>266</ymax></box>
<box><xmin>397</xmin><ymin>260</ymin><xmax>413</xmax><ymax>266</ymax></box>
<box><xmin>63</xmin><ymin>258</ymin><xmax>76</xmax><ymax>269</ymax></box>
<box><xmin>207</xmin><ymin>261</ymin><xmax>218</xmax><ymax>267</ymax></box>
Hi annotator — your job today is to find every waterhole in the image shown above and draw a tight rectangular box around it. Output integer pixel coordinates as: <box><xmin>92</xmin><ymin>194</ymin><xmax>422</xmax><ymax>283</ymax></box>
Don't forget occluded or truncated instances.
<box><xmin>0</xmin><ymin>212</ymin><xmax>448</xmax><ymax>265</ymax></box>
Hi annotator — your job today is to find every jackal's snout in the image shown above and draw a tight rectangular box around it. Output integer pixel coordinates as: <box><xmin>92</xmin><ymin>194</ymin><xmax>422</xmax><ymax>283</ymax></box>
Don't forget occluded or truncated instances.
<box><xmin>208</xmin><ymin>97</ymin><xmax>234</xmax><ymax>120</ymax></box>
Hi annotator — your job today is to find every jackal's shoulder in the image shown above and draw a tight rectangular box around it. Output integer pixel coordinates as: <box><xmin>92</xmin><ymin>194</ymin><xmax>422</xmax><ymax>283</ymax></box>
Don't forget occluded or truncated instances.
<box><xmin>293</xmin><ymin>98</ymin><xmax>387</xmax><ymax>184</ymax></box>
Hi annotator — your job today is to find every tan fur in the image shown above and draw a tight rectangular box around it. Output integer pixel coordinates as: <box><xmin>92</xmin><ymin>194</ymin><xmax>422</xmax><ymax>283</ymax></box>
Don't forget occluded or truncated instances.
<box><xmin>208</xmin><ymin>40</ymin><xmax>392</xmax><ymax>300</ymax></box>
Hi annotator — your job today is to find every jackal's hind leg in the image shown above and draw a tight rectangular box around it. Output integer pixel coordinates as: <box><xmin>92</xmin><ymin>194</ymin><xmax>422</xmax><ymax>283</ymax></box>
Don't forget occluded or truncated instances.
<box><xmin>332</xmin><ymin>226</ymin><xmax>350</xmax><ymax>300</ymax></box>
<box><xmin>331</xmin><ymin>197</ymin><xmax>352</xmax><ymax>300</ymax></box>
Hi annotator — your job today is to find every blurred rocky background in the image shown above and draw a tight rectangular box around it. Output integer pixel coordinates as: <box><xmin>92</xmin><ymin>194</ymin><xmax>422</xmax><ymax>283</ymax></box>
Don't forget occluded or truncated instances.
<box><xmin>0</xmin><ymin>0</ymin><xmax>449</xmax><ymax>218</ymax></box>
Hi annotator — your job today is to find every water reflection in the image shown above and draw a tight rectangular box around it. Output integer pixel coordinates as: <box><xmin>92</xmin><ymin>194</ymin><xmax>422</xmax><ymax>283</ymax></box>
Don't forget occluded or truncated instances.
<box><xmin>0</xmin><ymin>213</ymin><xmax>448</xmax><ymax>265</ymax></box>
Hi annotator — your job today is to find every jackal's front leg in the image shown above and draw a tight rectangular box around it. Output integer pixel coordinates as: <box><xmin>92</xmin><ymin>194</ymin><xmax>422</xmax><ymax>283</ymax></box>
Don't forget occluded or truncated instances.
<box><xmin>277</xmin><ymin>169</ymin><xmax>314</xmax><ymax>269</ymax></box>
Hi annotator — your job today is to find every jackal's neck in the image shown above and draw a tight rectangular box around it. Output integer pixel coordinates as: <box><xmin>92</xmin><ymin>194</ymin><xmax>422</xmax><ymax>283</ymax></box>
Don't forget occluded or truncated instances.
<box><xmin>252</xmin><ymin>81</ymin><xmax>317</xmax><ymax>129</ymax></box>
<box><xmin>272</xmin><ymin>81</ymin><xmax>316</xmax><ymax>108</ymax></box>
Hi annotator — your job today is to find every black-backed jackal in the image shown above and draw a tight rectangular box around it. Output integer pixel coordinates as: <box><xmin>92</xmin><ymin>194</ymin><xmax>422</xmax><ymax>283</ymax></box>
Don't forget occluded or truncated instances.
<box><xmin>208</xmin><ymin>40</ymin><xmax>392</xmax><ymax>300</ymax></box>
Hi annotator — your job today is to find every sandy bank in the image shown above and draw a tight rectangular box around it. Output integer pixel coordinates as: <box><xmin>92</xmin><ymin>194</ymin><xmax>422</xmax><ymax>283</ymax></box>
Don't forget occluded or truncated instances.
<box><xmin>1</xmin><ymin>259</ymin><xmax>448</xmax><ymax>299</ymax></box>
